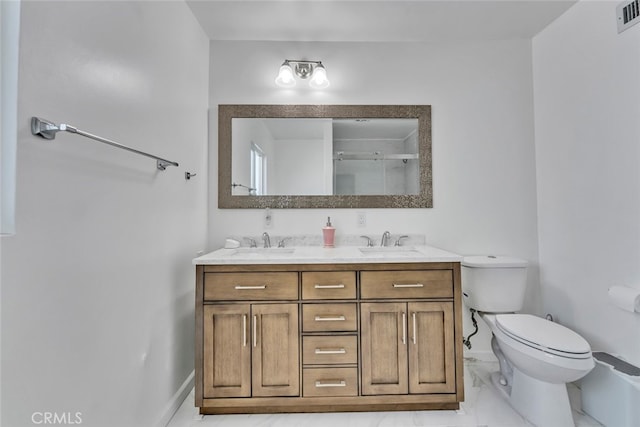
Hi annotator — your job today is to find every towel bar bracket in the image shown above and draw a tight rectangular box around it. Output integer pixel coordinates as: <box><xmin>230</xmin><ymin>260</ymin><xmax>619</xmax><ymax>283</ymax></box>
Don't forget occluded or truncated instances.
<box><xmin>31</xmin><ymin>116</ymin><xmax>59</xmax><ymax>140</ymax></box>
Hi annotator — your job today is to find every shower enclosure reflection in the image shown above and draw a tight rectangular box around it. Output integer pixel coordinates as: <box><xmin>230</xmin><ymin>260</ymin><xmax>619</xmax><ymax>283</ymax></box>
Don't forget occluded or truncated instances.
<box><xmin>231</xmin><ymin>118</ymin><xmax>419</xmax><ymax>197</ymax></box>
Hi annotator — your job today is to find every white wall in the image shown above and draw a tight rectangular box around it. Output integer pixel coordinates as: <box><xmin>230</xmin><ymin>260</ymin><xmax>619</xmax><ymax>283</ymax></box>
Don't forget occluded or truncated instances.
<box><xmin>208</xmin><ymin>40</ymin><xmax>541</xmax><ymax>354</ymax></box>
<box><xmin>533</xmin><ymin>1</ymin><xmax>640</xmax><ymax>366</ymax></box>
<box><xmin>1</xmin><ymin>2</ymin><xmax>209</xmax><ymax>426</ymax></box>
<box><xmin>273</xmin><ymin>138</ymin><xmax>326</xmax><ymax>195</ymax></box>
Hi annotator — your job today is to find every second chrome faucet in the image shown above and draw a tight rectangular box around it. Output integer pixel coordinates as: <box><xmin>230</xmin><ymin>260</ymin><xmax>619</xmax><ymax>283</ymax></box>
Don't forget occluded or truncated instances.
<box><xmin>361</xmin><ymin>232</ymin><xmax>409</xmax><ymax>247</ymax></box>
<box><xmin>262</xmin><ymin>232</ymin><xmax>271</xmax><ymax>248</ymax></box>
<box><xmin>380</xmin><ymin>231</ymin><xmax>391</xmax><ymax>247</ymax></box>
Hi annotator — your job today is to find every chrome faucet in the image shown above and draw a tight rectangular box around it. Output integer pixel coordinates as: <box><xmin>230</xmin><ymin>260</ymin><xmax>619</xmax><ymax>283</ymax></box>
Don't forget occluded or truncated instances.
<box><xmin>380</xmin><ymin>231</ymin><xmax>391</xmax><ymax>247</ymax></box>
<box><xmin>262</xmin><ymin>232</ymin><xmax>271</xmax><ymax>248</ymax></box>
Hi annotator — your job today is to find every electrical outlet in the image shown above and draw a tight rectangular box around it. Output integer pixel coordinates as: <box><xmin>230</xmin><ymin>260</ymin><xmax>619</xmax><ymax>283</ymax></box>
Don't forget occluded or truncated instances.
<box><xmin>264</xmin><ymin>208</ymin><xmax>273</xmax><ymax>228</ymax></box>
<box><xmin>357</xmin><ymin>212</ymin><xmax>366</xmax><ymax>227</ymax></box>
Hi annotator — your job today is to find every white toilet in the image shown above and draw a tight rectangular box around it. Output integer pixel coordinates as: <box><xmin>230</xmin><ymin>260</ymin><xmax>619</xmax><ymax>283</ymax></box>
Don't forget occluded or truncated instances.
<box><xmin>461</xmin><ymin>255</ymin><xmax>594</xmax><ymax>427</ymax></box>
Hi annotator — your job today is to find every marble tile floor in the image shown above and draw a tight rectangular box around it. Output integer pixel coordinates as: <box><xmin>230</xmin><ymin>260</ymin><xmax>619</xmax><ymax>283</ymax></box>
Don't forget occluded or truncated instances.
<box><xmin>167</xmin><ymin>358</ymin><xmax>603</xmax><ymax>427</ymax></box>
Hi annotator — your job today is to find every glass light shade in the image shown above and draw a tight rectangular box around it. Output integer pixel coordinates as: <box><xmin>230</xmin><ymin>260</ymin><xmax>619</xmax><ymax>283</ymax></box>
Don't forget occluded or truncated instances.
<box><xmin>308</xmin><ymin>64</ymin><xmax>329</xmax><ymax>89</ymax></box>
<box><xmin>275</xmin><ymin>62</ymin><xmax>296</xmax><ymax>88</ymax></box>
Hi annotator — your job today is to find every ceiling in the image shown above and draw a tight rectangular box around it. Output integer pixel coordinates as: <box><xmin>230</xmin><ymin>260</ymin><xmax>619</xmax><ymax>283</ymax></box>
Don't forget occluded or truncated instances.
<box><xmin>186</xmin><ymin>0</ymin><xmax>577</xmax><ymax>43</ymax></box>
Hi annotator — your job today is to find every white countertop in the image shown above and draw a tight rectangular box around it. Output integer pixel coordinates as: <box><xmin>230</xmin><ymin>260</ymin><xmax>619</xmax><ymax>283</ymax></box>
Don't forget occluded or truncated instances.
<box><xmin>193</xmin><ymin>244</ymin><xmax>462</xmax><ymax>265</ymax></box>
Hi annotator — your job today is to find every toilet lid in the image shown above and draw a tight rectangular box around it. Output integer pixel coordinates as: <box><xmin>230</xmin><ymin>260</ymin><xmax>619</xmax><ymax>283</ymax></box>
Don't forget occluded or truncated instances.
<box><xmin>496</xmin><ymin>314</ymin><xmax>591</xmax><ymax>358</ymax></box>
<box><xmin>462</xmin><ymin>255</ymin><xmax>528</xmax><ymax>268</ymax></box>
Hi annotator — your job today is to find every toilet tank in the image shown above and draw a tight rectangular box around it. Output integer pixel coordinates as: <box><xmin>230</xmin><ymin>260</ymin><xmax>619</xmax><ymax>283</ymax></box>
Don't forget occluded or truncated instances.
<box><xmin>461</xmin><ymin>255</ymin><xmax>528</xmax><ymax>312</ymax></box>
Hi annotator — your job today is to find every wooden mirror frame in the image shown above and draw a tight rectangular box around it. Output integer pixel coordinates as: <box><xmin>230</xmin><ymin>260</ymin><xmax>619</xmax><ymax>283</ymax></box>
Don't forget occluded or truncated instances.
<box><xmin>218</xmin><ymin>104</ymin><xmax>432</xmax><ymax>209</ymax></box>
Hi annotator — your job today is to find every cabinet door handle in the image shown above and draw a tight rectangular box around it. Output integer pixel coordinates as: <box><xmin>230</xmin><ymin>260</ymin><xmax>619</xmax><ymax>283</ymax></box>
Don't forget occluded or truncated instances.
<box><xmin>314</xmin><ymin>315</ymin><xmax>346</xmax><ymax>322</ymax></box>
<box><xmin>392</xmin><ymin>283</ymin><xmax>424</xmax><ymax>288</ymax></box>
<box><xmin>252</xmin><ymin>315</ymin><xmax>257</xmax><ymax>348</ymax></box>
<box><xmin>242</xmin><ymin>314</ymin><xmax>247</xmax><ymax>347</ymax></box>
<box><xmin>412</xmin><ymin>312</ymin><xmax>417</xmax><ymax>345</ymax></box>
<box><xmin>315</xmin><ymin>380</ymin><xmax>346</xmax><ymax>388</ymax></box>
<box><xmin>315</xmin><ymin>348</ymin><xmax>346</xmax><ymax>355</ymax></box>
<box><xmin>234</xmin><ymin>285</ymin><xmax>267</xmax><ymax>290</ymax></box>
<box><xmin>314</xmin><ymin>284</ymin><xmax>345</xmax><ymax>289</ymax></box>
<box><xmin>401</xmin><ymin>312</ymin><xmax>406</xmax><ymax>345</ymax></box>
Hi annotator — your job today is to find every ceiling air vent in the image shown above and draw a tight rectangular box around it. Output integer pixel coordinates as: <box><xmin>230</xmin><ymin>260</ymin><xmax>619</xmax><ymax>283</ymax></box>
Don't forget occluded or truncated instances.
<box><xmin>617</xmin><ymin>0</ymin><xmax>640</xmax><ymax>33</ymax></box>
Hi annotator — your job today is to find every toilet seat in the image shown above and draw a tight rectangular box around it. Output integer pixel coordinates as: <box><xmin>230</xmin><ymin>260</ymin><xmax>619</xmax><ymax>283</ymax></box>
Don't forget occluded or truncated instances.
<box><xmin>495</xmin><ymin>314</ymin><xmax>591</xmax><ymax>360</ymax></box>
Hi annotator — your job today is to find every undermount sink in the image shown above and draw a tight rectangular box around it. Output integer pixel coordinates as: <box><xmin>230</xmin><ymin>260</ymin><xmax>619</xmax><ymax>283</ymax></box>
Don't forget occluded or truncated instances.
<box><xmin>228</xmin><ymin>247</ymin><xmax>295</xmax><ymax>256</ymax></box>
<box><xmin>359</xmin><ymin>246</ymin><xmax>421</xmax><ymax>255</ymax></box>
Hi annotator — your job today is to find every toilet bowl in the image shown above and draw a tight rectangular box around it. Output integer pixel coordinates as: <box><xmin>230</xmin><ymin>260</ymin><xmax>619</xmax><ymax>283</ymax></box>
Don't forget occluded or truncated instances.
<box><xmin>462</xmin><ymin>256</ymin><xmax>594</xmax><ymax>427</ymax></box>
<box><xmin>489</xmin><ymin>313</ymin><xmax>593</xmax><ymax>383</ymax></box>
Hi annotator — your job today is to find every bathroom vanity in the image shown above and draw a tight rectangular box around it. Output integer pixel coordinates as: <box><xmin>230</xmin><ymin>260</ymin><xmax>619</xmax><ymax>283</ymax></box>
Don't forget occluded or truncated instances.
<box><xmin>193</xmin><ymin>245</ymin><xmax>464</xmax><ymax>414</ymax></box>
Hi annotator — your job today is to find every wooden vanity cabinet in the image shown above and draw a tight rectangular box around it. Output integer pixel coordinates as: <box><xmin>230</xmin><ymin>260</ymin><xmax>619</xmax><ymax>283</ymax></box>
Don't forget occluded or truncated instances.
<box><xmin>360</xmin><ymin>269</ymin><xmax>456</xmax><ymax>395</ymax></box>
<box><xmin>200</xmin><ymin>271</ymin><xmax>299</xmax><ymax>400</ymax></box>
<box><xmin>361</xmin><ymin>301</ymin><xmax>455</xmax><ymax>395</ymax></box>
<box><xmin>202</xmin><ymin>304</ymin><xmax>250</xmax><ymax>398</ymax></box>
<box><xmin>301</xmin><ymin>271</ymin><xmax>359</xmax><ymax>398</ymax></box>
<box><xmin>195</xmin><ymin>262</ymin><xmax>463</xmax><ymax>415</ymax></box>
<box><xmin>202</xmin><ymin>302</ymin><xmax>299</xmax><ymax>398</ymax></box>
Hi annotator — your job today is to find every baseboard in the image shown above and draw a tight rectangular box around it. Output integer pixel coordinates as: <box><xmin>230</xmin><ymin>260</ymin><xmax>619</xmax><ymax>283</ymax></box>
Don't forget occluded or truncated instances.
<box><xmin>157</xmin><ymin>370</ymin><xmax>194</xmax><ymax>427</ymax></box>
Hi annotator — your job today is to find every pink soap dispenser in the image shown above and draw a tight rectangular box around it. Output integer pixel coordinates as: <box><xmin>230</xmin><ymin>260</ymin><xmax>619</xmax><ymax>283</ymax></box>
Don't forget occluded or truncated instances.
<box><xmin>323</xmin><ymin>216</ymin><xmax>335</xmax><ymax>248</ymax></box>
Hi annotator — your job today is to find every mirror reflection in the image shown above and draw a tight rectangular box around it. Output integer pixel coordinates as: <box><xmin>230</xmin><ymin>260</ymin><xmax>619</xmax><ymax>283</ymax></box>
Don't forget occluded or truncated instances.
<box><xmin>231</xmin><ymin>118</ymin><xmax>419</xmax><ymax>196</ymax></box>
<box><xmin>218</xmin><ymin>105</ymin><xmax>431</xmax><ymax>209</ymax></box>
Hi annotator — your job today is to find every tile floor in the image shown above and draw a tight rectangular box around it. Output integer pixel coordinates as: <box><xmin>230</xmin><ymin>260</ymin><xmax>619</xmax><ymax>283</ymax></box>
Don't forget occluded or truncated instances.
<box><xmin>167</xmin><ymin>358</ymin><xmax>603</xmax><ymax>427</ymax></box>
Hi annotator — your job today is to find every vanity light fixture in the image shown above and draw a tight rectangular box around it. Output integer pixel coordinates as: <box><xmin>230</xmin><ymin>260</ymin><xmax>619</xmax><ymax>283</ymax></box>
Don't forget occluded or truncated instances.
<box><xmin>275</xmin><ymin>60</ymin><xmax>330</xmax><ymax>89</ymax></box>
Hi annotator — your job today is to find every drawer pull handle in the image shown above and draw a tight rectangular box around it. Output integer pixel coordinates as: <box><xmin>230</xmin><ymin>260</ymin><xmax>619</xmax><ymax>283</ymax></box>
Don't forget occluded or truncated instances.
<box><xmin>314</xmin><ymin>315</ymin><xmax>346</xmax><ymax>322</ymax></box>
<box><xmin>315</xmin><ymin>380</ymin><xmax>346</xmax><ymax>388</ymax></box>
<box><xmin>315</xmin><ymin>348</ymin><xmax>346</xmax><ymax>355</ymax></box>
<box><xmin>234</xmin><ymin>285</ymin><xmax>267</xmax><ymax>290</ymax></box>
<box><xmin>392</xmin><ymin>283</ymin><xmax>424</xmax><ymax>288</ymax></box>
<box><xmin>314</xmin><ymin>284</ymin><xmax>345</xmax><ymax>289</ymax></box>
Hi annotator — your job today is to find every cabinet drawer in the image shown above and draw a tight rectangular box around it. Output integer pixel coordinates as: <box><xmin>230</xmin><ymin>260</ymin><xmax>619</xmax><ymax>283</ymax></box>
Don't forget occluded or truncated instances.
<box><xmin>302</xmin><ymin>272</ymin><xmax>356</xmax><ymax>300</ymax></box>
<box><xmin>302</xmin><ymin>303</ymin><xmax>357</xmax><ymax>332</ymax></box>
<box><xmin>303</xmin><ymin>335</ymin><xmax>358</xmax><ymax>365</ymax></box>
<box><xmin>303</xmin><ymin>367</ymin><xmax>358</xmax><ymax>397</ymax></box>
<box><xmin>204</xmin><ymin>272</ymin><xmax>298</xmax><ymax>301</ymax></box>
<box><xmin>360</xmin><ymin>270</ymin><xmax>453</xmax><ymax>299</ymax></box>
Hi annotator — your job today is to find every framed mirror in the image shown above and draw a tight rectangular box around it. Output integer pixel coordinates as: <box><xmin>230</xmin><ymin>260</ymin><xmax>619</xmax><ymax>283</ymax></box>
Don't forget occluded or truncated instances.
<box><xmin>218</xmin><ymin>105</ymin><xmax>432</xmax><ymax>208</ymax></box>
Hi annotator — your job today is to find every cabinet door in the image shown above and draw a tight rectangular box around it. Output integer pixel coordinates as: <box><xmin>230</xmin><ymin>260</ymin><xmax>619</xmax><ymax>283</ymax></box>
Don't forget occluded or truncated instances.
<box><xmin>252</xmin><ymin>303</ymin><xmax>300</xmax><ymax>397</ymax></box>
<box><xmin>408</xmin><ymin>302</ymin><xmax>456</xmax><ymax>394</ymax></box>
<box><xmin>361</xmin><ymin>302</ymin><xmax>408</xmax><ymax>395</ymax></box>
<box><xmin>203</xmin><ymin>304</ymin><xmax>251</xmax><ymax>398</ymax></box>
